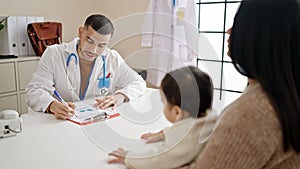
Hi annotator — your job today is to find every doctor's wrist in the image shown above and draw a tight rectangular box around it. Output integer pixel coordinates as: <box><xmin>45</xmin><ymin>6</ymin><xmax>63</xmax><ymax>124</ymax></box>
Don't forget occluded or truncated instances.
<box><xmin>114</xmin><ymin>93</ymin><xmax>128</xmax><ymax>103</ymax></box>
<box><xmin>47</xmin><ymin>100</ymin><xmax>59</xmax><ymax>114</ymax></box>
<box><xmin>112</xmin><ymin>93</ymin><xmax>128</xmax><ymax>107</ymax></box>
<box><xmin>46</xmin><ymin>101</ymin><xmax>54</xmax><ymax>113</ymax></box>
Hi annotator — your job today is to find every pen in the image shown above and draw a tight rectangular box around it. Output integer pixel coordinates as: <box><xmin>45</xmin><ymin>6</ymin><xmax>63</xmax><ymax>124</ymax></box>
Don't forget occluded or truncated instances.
<box><xmin>54</xmin><ymin>90</ymin><xmax>68</xmax><ymax>105</ymax></box>
<box><xmin>106</xmin><ymin>72</ymin><xmax>111</xmax><ymax>78</ymax></box>
<box><xmin>54</xmin><ymin>90</ymin><xmax>77</xmax><ymax>118</ymax></box>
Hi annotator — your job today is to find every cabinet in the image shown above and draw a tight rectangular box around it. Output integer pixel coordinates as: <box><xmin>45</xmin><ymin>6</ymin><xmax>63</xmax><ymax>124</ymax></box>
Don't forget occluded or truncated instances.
<box><xmin>0</xmin><ymin>56</ymin><xmax>39</xmax><ymax>114</ymax></box>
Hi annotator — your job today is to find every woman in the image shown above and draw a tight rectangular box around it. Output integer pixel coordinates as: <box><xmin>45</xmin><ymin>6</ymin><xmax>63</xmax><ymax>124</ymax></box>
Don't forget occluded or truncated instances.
<box><xmin>183</xmin><ymin>0</ymin><xmax>300</xmax><ymax>168</ymax></box>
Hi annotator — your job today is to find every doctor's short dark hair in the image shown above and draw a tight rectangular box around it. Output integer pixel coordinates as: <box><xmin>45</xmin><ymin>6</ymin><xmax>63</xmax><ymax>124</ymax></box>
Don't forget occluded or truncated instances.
<box><xmin>84</xmin><ymin>14</ymin><xmax>114</xmax><ymax>36</ymax></box>
<box><xmin>161</xmin><ymin>66</ymin><xmax>213</xmax><ymax>118</ymax></box>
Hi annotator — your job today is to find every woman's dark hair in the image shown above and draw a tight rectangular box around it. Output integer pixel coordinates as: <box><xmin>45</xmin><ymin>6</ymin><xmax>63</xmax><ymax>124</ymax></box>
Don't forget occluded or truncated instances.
<box><xmin>161</xmin><ymin>66</ymin><xmax>213</xmax><ymax>118</ymax></box>
<box><xmin>84</xmin><ymin>14</ymin><xmax>114</xmax><ymax>36</ymax></box>
<box><xmin>230</xmin><ymin>0</ymin><xmax>300</xmax><ymax>152</ymax></box>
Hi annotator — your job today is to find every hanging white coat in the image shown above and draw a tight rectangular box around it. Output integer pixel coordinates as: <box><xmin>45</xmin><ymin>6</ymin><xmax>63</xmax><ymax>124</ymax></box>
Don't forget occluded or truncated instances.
<box><xmin>141</xmin><ymin>0</ymin><xmax>199</xmax><ymax>86</ymax></box>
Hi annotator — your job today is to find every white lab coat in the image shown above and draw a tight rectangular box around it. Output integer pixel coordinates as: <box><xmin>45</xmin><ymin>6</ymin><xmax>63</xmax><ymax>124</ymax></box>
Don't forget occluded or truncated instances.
<box><xmin>25</xmin><ymin>38</ymin><xmax>146</xmax><ymax>112</ymax></box>
<box><xmin>141</xmin><ymin>0</ymin><xmax>198</xmax><ymax>86</ymax></box>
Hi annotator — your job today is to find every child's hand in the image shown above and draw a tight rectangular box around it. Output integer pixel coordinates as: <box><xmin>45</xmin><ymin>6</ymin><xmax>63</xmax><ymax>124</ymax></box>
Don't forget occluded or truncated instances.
<box><xmin>108</xmin><ymin>148</ymin><xmax>128</xmax><ymax>164</ymax></box>
<box><xmin>141</xmin><ymin>130</ymin><xmax>165</xmax><ymax>143</ymax></box>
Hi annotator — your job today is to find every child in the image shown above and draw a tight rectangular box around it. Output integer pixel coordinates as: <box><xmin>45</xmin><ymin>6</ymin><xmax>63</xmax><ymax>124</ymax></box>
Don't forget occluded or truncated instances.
<box><xmin>108</xmin><ymin>66</ymin><xmax>217</xmax><ymax>169</ymax></box>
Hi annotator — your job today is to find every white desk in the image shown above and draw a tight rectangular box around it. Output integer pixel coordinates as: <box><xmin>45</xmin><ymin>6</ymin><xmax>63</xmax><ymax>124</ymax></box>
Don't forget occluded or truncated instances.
<box><xmin>0</xmin><ymin>88</ymin><xmax>170</xmax><ymax>169</ymax></box>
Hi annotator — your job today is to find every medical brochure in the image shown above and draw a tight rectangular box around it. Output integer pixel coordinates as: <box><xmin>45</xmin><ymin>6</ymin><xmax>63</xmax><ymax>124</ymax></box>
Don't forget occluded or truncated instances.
<box><xmin>68</xmin><ymin>100</ymin><xmax>120</xmax><ymax>125</ymax></box>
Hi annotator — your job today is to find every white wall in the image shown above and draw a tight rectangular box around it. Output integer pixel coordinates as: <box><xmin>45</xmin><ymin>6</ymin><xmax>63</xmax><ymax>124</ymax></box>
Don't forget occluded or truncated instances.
<box><xmin>0</xmin><ymin>0</ymin><xmax>150</xmax><ymax>69</ymax></box>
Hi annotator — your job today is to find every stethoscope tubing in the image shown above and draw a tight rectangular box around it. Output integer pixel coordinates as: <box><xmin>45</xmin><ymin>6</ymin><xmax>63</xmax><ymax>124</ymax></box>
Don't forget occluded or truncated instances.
<box><xmin>65</xmin><ymin>52</ymin><xmax>108</xmax><ymax>97</ymax></box>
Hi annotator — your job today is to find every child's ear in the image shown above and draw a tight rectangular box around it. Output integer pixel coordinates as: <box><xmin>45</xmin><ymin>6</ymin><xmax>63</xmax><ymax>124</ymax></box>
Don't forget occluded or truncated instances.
<box><xmin>172</xmin><ymin>106</ymin><xmax>191</xmax><ymax>122</ymax></box>
<box><xmin>173</xmin><ymin>105</ymin><xmax>183</xmax><ymax>122</ymax></box>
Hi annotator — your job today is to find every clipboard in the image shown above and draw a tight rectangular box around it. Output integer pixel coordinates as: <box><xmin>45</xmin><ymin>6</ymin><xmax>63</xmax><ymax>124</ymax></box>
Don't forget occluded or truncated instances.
<box><xmin>67</xmin><ymin>101</ymin><xmax>120</xmax><ymax>125</ymax></box>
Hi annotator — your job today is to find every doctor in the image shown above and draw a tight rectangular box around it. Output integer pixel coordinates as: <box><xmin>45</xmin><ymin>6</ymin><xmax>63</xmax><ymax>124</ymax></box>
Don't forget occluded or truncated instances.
<box><xmin>25</xmin><ymin>14</ymin><xmax>146</xmax><ymax>119</ymax></box>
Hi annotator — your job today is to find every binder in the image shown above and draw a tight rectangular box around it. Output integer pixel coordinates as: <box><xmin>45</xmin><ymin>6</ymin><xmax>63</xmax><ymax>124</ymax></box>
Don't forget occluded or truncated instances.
<box><xmin>0</xmin><ymin>16</ymin><xmax>19</xmax><ymax>56</ymax></box>
<box><xmin>0</xmin><ymin>16</ymin><xmax>45</xmax><ymax>56</ymax></box>
<box><xmin>36</xmin><ymin>16</ymin><xmax>44</xmax><ymax>22</ymax></box>
<box><xmin>8</xmin><ymin>16</ymin><xmax>19</xmax><ymax>56</ymax></box>
<box><xmin>17</xmin><ymin>16</ymin><xmax>29</xmax><ymax>56</ymax></box>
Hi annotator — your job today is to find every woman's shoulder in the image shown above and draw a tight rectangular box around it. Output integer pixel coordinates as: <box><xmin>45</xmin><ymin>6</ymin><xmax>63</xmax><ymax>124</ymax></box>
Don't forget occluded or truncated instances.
<box><xmin>218</xmin><ymin>82</ymin><xmax>280</xmax><ymax>138</ymax></box>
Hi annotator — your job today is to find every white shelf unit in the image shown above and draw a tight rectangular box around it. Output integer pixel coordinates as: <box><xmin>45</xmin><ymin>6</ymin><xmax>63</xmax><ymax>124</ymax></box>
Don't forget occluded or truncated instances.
<box><xmin>0</xmin><ymin>56</ymin><xmax>40</xmax><ymax>114</ymax></box>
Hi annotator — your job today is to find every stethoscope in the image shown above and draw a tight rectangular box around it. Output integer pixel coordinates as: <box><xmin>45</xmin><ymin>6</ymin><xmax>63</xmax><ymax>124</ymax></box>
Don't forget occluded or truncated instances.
<box><xmin>99</xmin><ymin>55</ymin><xmax>109</xmax><ymax>95</ymax></box>
<box><xmin>66</xmin><ymin>51</ymin><xmax>109</xmax><ymax>99</ymax></box>
<box><xmin>66</xmin><ymin>53</ymin><xmax>78</xmax><ymax>92</ymax></box>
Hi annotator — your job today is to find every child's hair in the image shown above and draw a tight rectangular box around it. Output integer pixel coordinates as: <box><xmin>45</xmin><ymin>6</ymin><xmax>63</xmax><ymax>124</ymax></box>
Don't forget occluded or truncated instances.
<box><xmin>161</xmin><ymin>66</ymin><xmax>213</xmax><ymax>118</ymax></box>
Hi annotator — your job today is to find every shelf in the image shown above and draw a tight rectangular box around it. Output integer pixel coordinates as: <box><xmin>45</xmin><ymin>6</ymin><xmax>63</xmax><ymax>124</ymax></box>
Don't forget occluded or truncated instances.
<box><xmin>0</xmin><ymin>56</ymin><xmax>40</xmax><ymax>114</ymax></box>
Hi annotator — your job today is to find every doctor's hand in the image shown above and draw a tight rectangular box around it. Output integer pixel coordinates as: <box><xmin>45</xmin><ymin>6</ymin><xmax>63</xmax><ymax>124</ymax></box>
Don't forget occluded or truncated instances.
<box><xmin>108</xmin><ymin>147</ymin><xmax>128</xmax><ymax>164</ymax></box>
<box><xmin>48</xmin><ymin>100</ymin><xmax>75</xmax><ymax>120</ymax></box>
<box><xmin>141</xmin><ymin>130</ymin><xmax>165</xmax><ymax>143</ymax></box>
<box><xmin>94</xmin><ymin>93</ymin><xmax>128</xmax><ymax>109</ymax></box>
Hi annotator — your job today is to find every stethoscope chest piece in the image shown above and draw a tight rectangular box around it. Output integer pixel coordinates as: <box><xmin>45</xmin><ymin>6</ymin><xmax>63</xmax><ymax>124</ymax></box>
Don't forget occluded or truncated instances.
<box><xmin>100</xmin><ymin>87</ymin><xmax>108</xmax><ymax>95</ymax></box>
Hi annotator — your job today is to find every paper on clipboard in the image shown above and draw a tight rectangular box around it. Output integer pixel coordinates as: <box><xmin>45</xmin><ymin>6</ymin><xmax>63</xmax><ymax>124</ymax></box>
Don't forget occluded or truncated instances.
<box><xmin>68</xmin><ymin>101</ymin><xmax>120</xmax><ymax>125</ymax></box>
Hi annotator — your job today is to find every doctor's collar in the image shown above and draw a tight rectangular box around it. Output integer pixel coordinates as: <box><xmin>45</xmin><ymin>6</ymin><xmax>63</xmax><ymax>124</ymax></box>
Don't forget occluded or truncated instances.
<box><xmin>65</xmin><ymin>38</ymin><xmax>80</xmax><ymax>54</ymax></box>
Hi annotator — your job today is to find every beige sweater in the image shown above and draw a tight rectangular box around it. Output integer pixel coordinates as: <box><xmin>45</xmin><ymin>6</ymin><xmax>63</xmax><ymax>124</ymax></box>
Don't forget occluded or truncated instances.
<box><xmin>124</xmin><ymin>115</ymin><xmax>218</xmax><ymax>169</ymax></box>
<box><xmin>179</xmin><ymin>80</ymin><xmax>300</xmax><ymax>169</ymax></box>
